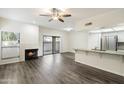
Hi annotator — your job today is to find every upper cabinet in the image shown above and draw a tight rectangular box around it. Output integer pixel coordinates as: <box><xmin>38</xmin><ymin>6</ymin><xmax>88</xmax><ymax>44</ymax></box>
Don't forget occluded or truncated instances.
<box><xmin>117</xmin><ymin>31</ymin><xmax>124</xmax><ymax>42</ymax></box>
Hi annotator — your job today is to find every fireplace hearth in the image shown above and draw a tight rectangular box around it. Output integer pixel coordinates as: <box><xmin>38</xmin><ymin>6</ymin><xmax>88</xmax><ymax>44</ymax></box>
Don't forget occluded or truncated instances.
<box><xmin>25</xmin><ymin>49</ymin><xmax>38</xmax><ymax>60</ymax></box>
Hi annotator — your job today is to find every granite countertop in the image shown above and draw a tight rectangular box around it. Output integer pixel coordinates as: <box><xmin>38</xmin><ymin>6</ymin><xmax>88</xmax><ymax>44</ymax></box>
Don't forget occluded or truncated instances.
<box><xmin>75</xmin><ymin>49</ymin><xmax>124</xmax><ymax>56</ymax></box>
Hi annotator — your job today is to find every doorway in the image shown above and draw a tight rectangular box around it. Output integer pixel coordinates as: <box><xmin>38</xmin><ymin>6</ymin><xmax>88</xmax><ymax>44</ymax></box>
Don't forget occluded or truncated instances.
<box><xmin>43</xmin><ymin>35</ymin><xmax>60</xmax><ymax>55</ymax></box>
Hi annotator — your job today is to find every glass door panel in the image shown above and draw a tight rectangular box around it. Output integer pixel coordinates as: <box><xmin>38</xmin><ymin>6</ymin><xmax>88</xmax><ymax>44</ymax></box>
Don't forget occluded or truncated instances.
<box><xmin>43</xmin><ymin>36</ymin><xmax>52</xmax><ymax>55</ymax></box>
<box><xmin>52</xmin><ymin>37</ymin><xmax>60</xmax><ymax>54</ymax></box>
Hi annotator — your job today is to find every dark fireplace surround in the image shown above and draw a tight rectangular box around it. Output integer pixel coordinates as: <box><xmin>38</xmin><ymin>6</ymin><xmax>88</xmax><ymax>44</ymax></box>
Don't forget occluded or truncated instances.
<box><xmin>25</xmin><ymin>49</ymin><xmax>38</xmax><ymax>60</ymax></box>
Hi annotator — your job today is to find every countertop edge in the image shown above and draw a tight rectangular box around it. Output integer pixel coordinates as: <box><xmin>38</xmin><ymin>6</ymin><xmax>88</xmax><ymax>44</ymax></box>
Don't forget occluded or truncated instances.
<box><xmin>74</xmin><ymin>49</ymin><xmax>124</xmax><ymax>56</ymax></box>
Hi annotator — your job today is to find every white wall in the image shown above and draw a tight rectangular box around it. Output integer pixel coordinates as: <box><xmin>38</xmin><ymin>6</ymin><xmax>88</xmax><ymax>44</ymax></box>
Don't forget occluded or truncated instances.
<box><xmin>88</xmin><ymin>33</ymin><xmax>101</xmax><ymax>50</ymax></box>
<box><xmin>0</xmin><ymin>17</ymin><xmax>39</xmax><ymax>64</ymax></box>
<box><xmin>39</xmin><ymin>26</ymin><xmax>69</xmax><ymax>56</ymax></box>
<box><xmin>68</xmin><ymin>31</ymin><xmax>88</xmax><ymax>52</ymax></box>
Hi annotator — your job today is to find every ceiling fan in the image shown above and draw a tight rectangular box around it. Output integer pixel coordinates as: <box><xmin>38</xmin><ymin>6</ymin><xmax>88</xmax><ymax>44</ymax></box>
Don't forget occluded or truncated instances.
<box><xmin>39</xmin><ymin>8</ymin><xmax>71</xmax><ymax>22</ymax></box>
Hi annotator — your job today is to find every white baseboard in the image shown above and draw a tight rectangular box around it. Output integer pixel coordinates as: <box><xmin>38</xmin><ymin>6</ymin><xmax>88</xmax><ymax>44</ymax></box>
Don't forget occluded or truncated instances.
<box><xmin>0</xmin><ymin>58</ymin><xmax>24</xmax><ymax>65</ymax></box>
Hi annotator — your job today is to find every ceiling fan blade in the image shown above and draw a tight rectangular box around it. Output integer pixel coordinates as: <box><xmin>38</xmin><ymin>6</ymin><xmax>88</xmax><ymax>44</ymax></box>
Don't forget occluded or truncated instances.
<box><xmin>49</xmin><ymin>18</ymin><xmax>53</xmax><ymax>22</ymax></box>
<box><xmin>39</xmin><ymin>14</ymin><xmax>51</xmax><ymax>16</ymax></box>
<box><xmin>61</xmin><ymin>14</ymin><xmax>71</xmax><ymax>17</ymax></box>
<box><xmin>58</xmin><ymin>18</ymin><xmax>64</xmax><ymax>22</ymax></box>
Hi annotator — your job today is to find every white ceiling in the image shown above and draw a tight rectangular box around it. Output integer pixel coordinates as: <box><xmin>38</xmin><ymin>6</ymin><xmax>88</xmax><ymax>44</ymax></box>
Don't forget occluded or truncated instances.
<box><xmin>0</xmin><ymin>8</ymin><xmax>120</xmax><ymax>31</ymax></box>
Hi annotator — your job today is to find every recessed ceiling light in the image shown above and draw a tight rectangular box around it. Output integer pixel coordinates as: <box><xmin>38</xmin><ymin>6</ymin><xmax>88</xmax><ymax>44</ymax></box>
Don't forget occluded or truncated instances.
<box><xmin>113</xmin><ymin>26</ymin><xmax>124</xmax><ymax>31</ymax></box>
<box><xmin>101</xmin><ymin>28</ymin><xmax>113</xmax><ymax>32</ymax></box>
<box><xmin>89</xmin><ymin>28</ymin><xmax>113</xmax><ymax>33</ymax></box>
<box><xmin>52</xmin><ymin>16</ymin><xmax>58</xmax><ymax>20</ymax></box>
<box><xmin>64</xmin><ymin>27</ymin><xmax>73</xmax><ymax>31</ymax></box>
<box><xmin>117</xmin><ymin>23</ymin><xmax>124</xmax><ymax>26</ymax></box>
<box><xmin>89</xmin><ymin>29</ymin><xmax>101</xmax><ymax>33</ymax></box>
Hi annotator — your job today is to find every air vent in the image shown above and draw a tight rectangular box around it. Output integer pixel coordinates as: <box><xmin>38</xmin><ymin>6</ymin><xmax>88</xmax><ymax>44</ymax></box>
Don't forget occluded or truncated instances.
<box><xmin>85</xmin><ymin>22</ymin><xmax>92</xmax><ymax>26</ymax></box>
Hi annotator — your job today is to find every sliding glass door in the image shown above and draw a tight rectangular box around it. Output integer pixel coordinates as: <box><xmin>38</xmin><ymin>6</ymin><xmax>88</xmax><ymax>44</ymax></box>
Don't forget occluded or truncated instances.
<box><xmin>43</xmin><ymin>35</ymin><xmax>60</xmax><ymax>55</ymax></box>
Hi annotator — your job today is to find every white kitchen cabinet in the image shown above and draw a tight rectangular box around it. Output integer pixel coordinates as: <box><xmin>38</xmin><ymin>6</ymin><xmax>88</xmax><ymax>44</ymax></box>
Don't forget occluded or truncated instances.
<box><xmin>117</xmin><ymin>31</ymin><xmax>124</xmax><ymax>42</ymax></box>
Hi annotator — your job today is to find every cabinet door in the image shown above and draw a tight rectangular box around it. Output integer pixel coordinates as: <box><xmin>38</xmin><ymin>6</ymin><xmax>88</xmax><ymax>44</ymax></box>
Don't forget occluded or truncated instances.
<box><xmin>118</xmin><ymin>31</ymin><xmax>124</xmax><ymax>42</ymax></box>
<box><xmin>101</xmin><ymin>36</ymin><xmax>108</xmax><ymax>50</ymax></box>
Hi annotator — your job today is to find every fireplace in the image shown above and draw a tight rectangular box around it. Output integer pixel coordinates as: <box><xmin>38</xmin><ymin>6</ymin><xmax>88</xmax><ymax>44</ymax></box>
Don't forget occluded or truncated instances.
<box><xmin>25</xmin><ymin>49</ymin><xmax>38</xmax><ymax>60</ymax></box>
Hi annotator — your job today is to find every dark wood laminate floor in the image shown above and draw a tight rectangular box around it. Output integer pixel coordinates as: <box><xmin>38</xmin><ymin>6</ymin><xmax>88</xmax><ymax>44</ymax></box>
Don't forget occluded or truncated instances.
<box><xmin>0</xmin><ymin>52</ymin><xmax>124</xmax><ymax>84</ymax></box>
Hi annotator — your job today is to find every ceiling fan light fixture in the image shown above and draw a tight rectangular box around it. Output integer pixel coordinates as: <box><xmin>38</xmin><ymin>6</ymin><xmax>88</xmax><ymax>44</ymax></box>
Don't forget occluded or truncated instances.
<box><xmin>58</xmin><ymin>8</ymin><xmax>66</xmax><ymax>12</ymax></box>
<box><xmin>40</xmin><ymin>8</ymin><xmax>71</xmax><ymax>22</ymax></box>
<box><xmin>64</xmin><ymin>27</ymin><xmax>73</xmax><ymax>31</ymax></box>
<box><xmin>52</xmin><ymin>16</ymin><xmax>58</xmax><ymax>20</ymax></box>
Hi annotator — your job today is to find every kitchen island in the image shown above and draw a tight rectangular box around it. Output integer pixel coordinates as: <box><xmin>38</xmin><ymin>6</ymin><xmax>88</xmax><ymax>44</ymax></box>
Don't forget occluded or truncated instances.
<box><xmin>75</xmin><ymin>49</ymin><xmax>124</xmax><ymax>76</ymax></box>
